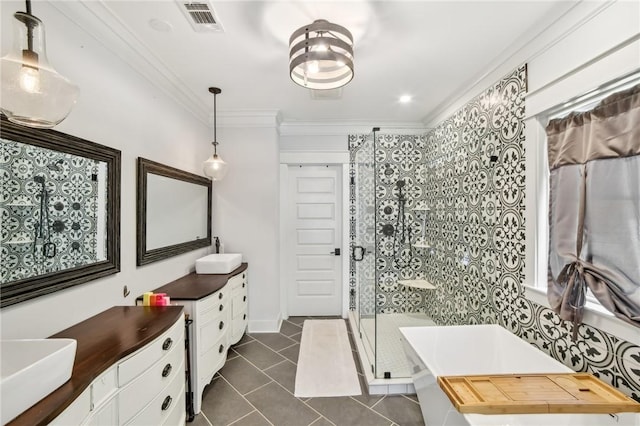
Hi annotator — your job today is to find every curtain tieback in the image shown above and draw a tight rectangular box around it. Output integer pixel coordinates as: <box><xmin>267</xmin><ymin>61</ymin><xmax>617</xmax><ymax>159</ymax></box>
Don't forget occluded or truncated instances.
<box><xmin>557</xmin><ymin>256</ymin><xmax>588</xmax><ymax>340</ymax></box>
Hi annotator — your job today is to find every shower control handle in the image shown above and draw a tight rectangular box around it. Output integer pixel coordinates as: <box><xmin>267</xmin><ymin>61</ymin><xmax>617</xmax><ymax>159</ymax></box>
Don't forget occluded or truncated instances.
<box><xmin>352</xmin><ymin>246</ymin><xmax>366</xmax><ymax>261</ymax></box>
<box><xmin>330</xmin><ymin>248</ymin><xmax>341</xmax><ymax>256</ymax></box>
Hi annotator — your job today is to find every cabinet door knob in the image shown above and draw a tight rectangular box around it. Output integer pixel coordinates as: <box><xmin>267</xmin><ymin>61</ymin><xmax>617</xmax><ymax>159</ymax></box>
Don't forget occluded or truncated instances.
<box><xmin>219</xmin><ymin>292</ymin><xmax>223</xmax><ymax>300</ymax></box>
<box><xmin>243</xmin><ymin>296</ymin><xmax>246</xmax><ymax>302</ymax></box>
<box><xmin>162</xmin><ymin>363</ymin><xmax>172</xmax><ymax>378</ymax></box>
<box><xmin>243</xmin><ymin>314</ymin><xmax>246</xmax><ymax>320</ymax></box>
<box><xmin>219</xmin><ymin>321</ymin><xmax>224</xmax><ymax>330</ymax></box>
<box><xmin>242</xmin><ymin>273</ymin><xmax>245</xmax><ymax>279</ymax></box>
<box><xmin>218</xmin><ymin>344</ymin><xmax>224</xmax><ymax>354</ymax></box>
<box><xmin>219</xmin><ymin>304</ymin><xmax>224</xmax><ymax>312</ymax></box>
<box><xmin>162</xmin><ymin>338</ymin><xmax>173</xmax><ymax>351</ymax></box>
<box><xmin>242</xmin><ymin>282</ymin><xmax>245</xmax><ymax>288</ymax></box>
<box><xmin>161</xmin><ymin>395</ymin><xmax>172</xmax><ymax>411</ymax></box>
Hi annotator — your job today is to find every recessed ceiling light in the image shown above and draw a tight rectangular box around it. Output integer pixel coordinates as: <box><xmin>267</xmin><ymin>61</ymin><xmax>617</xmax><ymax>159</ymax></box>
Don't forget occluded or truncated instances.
<box><xmin>399</xmin><ymin>95</ymin><xmax>412</xmax><ymax>103</ymax></box>
<box><xmin>149</xmin><ymin>19</ymin><xmax>173</xmax><ymax>33</ymax></box>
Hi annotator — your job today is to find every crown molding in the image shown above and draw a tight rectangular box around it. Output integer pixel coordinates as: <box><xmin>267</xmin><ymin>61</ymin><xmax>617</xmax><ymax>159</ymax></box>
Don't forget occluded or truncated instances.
<box><xmin>279</xmin><ymin>120</ymin><xmax>429</xmax><ymax>136</ymax></box>
<box><xmin>49</xmin><ymin>0</ymin><xmax>210</xmax><ymax>124</ymax></box>
<box><xmin>421</xmin><ymin>1</ymin><xmax>609</xmax><ymax>127</ymax></box>
<box><xmin>216</xmin><ymin>110</ymin><xmax>282</xmax><ymax>128</ymax></box>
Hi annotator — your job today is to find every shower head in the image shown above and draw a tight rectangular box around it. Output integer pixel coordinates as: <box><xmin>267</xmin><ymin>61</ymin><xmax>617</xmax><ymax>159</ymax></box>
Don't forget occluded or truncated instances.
<box><xmin>396</xmin><ymin>180</ymin><xmax>405</xmax><ymax>188</ymax></box>
<box><xmin>33</xmin><ymin>176</ymin><xmax>45</xmax><ymax>184</ymax></box>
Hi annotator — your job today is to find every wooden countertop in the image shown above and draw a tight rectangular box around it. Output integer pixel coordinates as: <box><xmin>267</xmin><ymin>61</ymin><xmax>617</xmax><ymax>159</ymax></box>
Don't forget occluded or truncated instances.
<box><xmin>9</xmin><ymin>305</ymin><xmax>184</xmax><ymax>426</ymax></box>
<box><xmin>143</xmin><ymin>263</ymin><xmax>248</xmax><ymax>300</ymax></box>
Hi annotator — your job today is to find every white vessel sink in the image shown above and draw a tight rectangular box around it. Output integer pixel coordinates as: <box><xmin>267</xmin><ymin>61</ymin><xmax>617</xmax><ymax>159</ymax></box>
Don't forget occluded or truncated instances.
<box><xmin>1</xmin><ymin>339</ymin><xmax>77</xmax><ymax>424</ymax></box>
<box><xmin>196</xmin><ymin>253</ymin><xmax>242</xmax><ymax>274</ymax></box>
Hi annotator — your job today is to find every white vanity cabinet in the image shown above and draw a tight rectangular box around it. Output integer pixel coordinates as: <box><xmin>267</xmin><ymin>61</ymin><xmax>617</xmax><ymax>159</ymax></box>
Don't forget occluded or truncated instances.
<box><xmin>176</xmin><ymin>286</ymin><xmax>230</xmax><ymax>414</ymax></box>
<box><xmin>51</xmin><ymin>314</ymin><xmax>185</xmax><ymax>426</ymax></box>
<box><xmin>116</xmin><ymin>316</ymin><xmax>185</xmax><ymax>426</ymax></box>
<box><xmin>146</xmin><ymin>264</ymin><xmax>248</xmax><ymax>416</ymax></box>
<box><xmin>229</xmin><ymin>270</ymin><xmax>248</xmax><ymax>345</ymax></box>
<box><xmin>12</xmin><ymin>306</ymin><xmax>186</xmax><ymax>426</ymax></box>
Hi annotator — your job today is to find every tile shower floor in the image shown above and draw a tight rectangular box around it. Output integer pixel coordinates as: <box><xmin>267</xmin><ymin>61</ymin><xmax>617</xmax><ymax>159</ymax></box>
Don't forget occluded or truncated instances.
<box><xmin>191</xmin><ymin>316</ymin><xmax>425</xmax><ymax>426</ymax></box>
<box><xmin>360</xmin><ymin>313</ymin><xmax>435</xmax><ymax>379</ymax></box>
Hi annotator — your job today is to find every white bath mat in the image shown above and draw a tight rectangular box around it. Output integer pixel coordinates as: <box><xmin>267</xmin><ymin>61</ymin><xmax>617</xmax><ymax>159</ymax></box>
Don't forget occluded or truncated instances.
<box><xmin>294</xmin><ymin>319</ymin><xmax>362</xmax><ymax>398</ymax></box>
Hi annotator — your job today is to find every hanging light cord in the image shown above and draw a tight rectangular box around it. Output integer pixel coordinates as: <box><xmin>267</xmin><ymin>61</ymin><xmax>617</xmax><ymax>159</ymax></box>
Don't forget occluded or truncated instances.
<box><xmin>212</xmin><ymin>91</ymin><xmax>218</xmax><ymax>155</ymax></box>
<box><xmin>209</xmin><ymin>87</ymin><xmax>221</xmax><ymax>156</ymax></box>
<box><xmin>24</xmin><ymin>0</ymin><xmax>36</xmax><ymax>52</ymax></box>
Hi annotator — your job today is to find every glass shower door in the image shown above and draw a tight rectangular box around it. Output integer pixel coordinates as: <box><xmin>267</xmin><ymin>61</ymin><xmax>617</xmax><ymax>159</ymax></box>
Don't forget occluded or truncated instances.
<box><xmin>353</xmin><ymin>136</ymin><xmax>376</xmax><ymax>373</ymax></box>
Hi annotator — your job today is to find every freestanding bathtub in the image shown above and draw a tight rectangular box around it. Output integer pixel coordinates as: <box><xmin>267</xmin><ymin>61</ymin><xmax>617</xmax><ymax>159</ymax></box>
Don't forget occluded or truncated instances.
<box><xmin>400</xmin><ymin>324</ymin><xmax>640</xmax><ymax>426</ymax></box>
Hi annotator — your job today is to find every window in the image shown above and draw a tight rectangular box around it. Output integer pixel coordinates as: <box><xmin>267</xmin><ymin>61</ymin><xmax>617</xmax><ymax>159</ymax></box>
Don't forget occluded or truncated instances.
<box><xmin>525</xmin><ymin>71</ymin><xmax>640</xmax><ymax>345</ymax></box>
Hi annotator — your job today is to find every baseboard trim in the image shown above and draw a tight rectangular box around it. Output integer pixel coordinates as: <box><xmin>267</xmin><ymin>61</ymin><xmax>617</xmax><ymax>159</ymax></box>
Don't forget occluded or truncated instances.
<box><xmin>248</xmin><ymin>314</ymin><xmax>282</xmax><ymax>333</ymax></box>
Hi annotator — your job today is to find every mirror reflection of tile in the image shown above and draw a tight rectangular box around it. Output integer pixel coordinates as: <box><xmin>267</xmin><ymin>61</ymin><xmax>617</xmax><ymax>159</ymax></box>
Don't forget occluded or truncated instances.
<box><xmin>1</xmin><ymin>139</ymin><xmax>102</xmax><ymax>283</ymax></box>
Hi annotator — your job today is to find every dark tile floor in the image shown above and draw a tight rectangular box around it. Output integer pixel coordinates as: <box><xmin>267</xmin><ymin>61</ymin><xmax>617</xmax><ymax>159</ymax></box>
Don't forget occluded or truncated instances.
<box><xmin>191</xmin><ymin>317</ymin><xmax>425</xmax><ymax>426</ymax></box>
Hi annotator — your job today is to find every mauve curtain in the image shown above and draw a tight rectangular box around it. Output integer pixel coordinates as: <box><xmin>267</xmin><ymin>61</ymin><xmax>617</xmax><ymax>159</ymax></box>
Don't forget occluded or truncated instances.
<box><xmin>547</xmin><ymin>84</ymin><xmax>640</xmax><ymax>339</ymax></box>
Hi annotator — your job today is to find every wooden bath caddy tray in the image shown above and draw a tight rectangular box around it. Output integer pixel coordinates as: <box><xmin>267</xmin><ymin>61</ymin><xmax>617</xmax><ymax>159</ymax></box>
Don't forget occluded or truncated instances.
<box><xmin>438</xmin><ymin>373</ymin><xmax>640</xmax><ymax>415</ymax></box>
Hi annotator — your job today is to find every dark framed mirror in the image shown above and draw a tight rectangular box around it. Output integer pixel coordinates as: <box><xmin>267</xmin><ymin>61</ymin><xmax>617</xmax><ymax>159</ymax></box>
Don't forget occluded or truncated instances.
<box><xmin>1</xmin><ymin>115</ymin><xmax>121</xmax><ymax>308</ymax></box>
<box><xmin>137</xmin><ymin>158</ymin><xmax>211</xmax><ymax>266</ymax></box>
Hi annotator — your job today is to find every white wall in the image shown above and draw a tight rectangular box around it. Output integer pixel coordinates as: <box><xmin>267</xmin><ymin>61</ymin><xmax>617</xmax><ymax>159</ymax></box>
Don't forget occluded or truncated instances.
<box><xmin>213</xmin><ymin>123</ymin><xmax>281</xmax><ymax>332</ymax></box>
<box><xmin>0</xmin><ymin>2</ymin><xmax>213</xmax><ymax>338</ymax></box>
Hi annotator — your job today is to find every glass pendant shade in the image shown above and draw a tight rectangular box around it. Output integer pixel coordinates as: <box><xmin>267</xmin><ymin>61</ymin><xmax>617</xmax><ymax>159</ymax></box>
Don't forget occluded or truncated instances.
<box><xmin>289</xmin><ymin>19</ymin><xmax>354</xmax><ymax>90</ymax></box>
<box><xmin>1</xmin><ymin>11</ymin><xmax>79</xmax><ymax>128</ymax></box>
<box><xmin>203</xmin><ymin>153</ymin><xmax>228</xmax><ymax>181</ymax></box>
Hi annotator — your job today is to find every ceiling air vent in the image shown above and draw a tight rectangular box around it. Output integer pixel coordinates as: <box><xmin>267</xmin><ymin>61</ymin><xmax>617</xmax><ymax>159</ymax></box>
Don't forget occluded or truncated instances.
<box><xmin>310</xmin><ymin>88</ymin><xmax>343</xmax><ymax>100</ymax></box>
<box><xmin>176</xmin><ymin>1</ymin><xmax>224</xmax><ymax>33</ymax></box>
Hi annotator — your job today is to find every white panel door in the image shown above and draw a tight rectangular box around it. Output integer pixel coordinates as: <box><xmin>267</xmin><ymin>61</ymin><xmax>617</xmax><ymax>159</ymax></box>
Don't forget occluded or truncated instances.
<box><xmin>286</xmin><ymin>166</ymin><xmax>342</xmax><ymax>316</ymax></box>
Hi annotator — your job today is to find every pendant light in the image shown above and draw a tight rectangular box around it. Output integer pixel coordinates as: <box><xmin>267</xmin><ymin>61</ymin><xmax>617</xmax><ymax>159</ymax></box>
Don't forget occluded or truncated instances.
<box><xmin>289</xmin><ymin>19</ymin><xmax>354</xmax><ymax>90</ymax></box>
<box><xmin>0</xmin><ymin>0</ymin><xmax>79</xmax><ymax>128</ymax></box>
<box><xmin>203</xmin><ymin>87</ymin><xmax>228</xmax><ymax>181</ymax></box>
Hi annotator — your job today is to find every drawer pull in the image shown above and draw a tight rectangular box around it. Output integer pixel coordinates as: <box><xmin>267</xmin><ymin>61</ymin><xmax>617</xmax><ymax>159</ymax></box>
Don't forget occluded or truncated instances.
<box><xmin>219</xmin><ymin>321</ymin><xmax>224</xmax><ymax>330</ymax></box>
<box><xmin>219</xmin><ymin>292</ymin><xmax>223</xmax><ymax>300</ymax></box>
<box><xmin>219</xmin><ymin>304</ymin><xmax>224</xmax><ymax>312</ymax></box>
<box><xmin>243</xmin><ymin>314</ymin><xmax>246</xmax><ymax>320</ymax></box>
<box><xmin>161</xmin><ymin>395</ymin><xmax>172</xmax><ymax>411</ymax></box>
<box><xmin>243</xmin><ymin>295</ymin><xmax>246</xmax><ymax>302</ymax></box>
<box><xmin>162</xmin><ymin>338</ymin><xmax>173</xmax><ymax>351</ymax></box>
<box><xmin>162</xmin><ymin>363</ymin><xmax>172</xmax><ymax>378</ymax></box>
<box><xmin>219</xmin><ymin>344</ymin><xmax>224</xmax><ymax>354</ymax></box>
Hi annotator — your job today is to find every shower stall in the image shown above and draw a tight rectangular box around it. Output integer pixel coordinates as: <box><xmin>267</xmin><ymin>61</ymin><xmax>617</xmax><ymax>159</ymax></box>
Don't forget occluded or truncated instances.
<box><xmin>348</xmin><ymin>130</ymin><xmax>436</xmax><ymax>386</ymax></box>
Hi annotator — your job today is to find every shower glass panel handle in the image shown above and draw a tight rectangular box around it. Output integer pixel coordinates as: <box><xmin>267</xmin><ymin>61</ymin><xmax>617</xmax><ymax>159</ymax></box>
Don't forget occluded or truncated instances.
<box><xmin>352</xmin><ymin>246</ymin><xmax>365</xmax><ymax>261</ymax></box>
<box><xmin>330</xmin><ymin>248</ymin><xmax>341</xmax><ymax>256</ymax></box>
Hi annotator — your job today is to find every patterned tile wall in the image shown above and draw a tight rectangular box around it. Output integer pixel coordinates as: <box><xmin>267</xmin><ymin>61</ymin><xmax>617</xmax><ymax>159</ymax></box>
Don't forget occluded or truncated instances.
<box><xmin>1</xmin><ymin>139</ymin><xmax>100</xmax><ymax>282</ymax></box>
<box><xmin>349</xmin><ymin>64</ymin><xmax>640</xmax><ymax>401</ymax></box>
<box><xmin>421</xmin><ymin>66</ymin><xmax>528</xmax><ymax>327</ymax></box>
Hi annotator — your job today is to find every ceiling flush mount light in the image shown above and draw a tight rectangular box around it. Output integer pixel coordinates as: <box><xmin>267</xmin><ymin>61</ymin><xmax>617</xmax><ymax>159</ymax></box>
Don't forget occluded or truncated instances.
<box><xmin>0</xmin><ymin>0</ymin><xmax>79</xmax><ymax>128</ymax></box>
<box><xmin>399</xmin><ymin>95</ymin><xmax>412</xmax><ymax>103</ymax></box>
<box><xmin>203</xmin><ymin>87</ymin><xmax>228</xmax><ymax>181</ymax></box>
<box><xmin>289</xmin><ymin>19</ymin><xmax>354</xmax><ymax>90</ymax></box>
